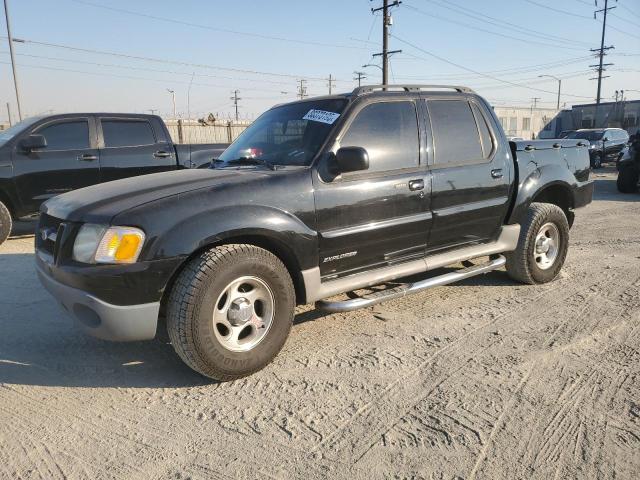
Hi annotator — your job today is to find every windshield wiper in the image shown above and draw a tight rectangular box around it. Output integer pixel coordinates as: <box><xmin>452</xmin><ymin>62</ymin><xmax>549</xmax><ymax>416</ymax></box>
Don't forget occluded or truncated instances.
<box><xmin>222</xmin><ymin>156</ymin><xmax>277</xmax><ymax>170</ymax></box>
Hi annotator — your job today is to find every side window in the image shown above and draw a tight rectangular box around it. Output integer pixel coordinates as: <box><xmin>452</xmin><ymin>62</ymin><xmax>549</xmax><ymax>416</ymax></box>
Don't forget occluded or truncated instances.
<box><xmin>102</xmin><ymin>120</ymin><xmax>156</xmax><ymax>148</ymax></box>
<box><xmin>35</xmin><ymin>121</ymin><xmax>89</xmax><ymax>150</ymax></box>
<box><xmin>428</xmin><ymin>100</ymin><xmax>484</xmax><ymax>165</ymax></box>
<box><xmin>340</xmin><ymin>101</ymin><xmax>419</xmax><ymax>173</ymax></box>
<box><xmin>471</xmin><ymin>103</ymin><xmax>495</xmax><ymax>159</ymax></box>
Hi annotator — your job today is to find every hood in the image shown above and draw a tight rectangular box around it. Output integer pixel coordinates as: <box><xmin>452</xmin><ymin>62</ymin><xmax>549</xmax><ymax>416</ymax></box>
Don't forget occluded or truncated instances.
<box><xmin>41</xmin><ymin>167</ymin><xmax>272</xmax><ymax>223</ymax></box>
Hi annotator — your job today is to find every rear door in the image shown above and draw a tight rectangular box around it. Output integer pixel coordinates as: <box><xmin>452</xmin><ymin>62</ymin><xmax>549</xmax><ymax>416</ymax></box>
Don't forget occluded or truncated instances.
<box><xmin>314</xmin><ymin>98</ymin><xmax>431</xmax><ymax>278</ymax></box>
<box><xmin>97</xmin><ymin>117</ymin><xmax>176</xmax><ymax>183</ymax></box>
<box><xmin>12</xmin><ymin>117</ymin><xmax>100</xmax><ymax>214</ymax></box>
<box><xmin>425</xmin><ymin>97</ymin><xmax>511</xmax><ymax>252</ymax></box>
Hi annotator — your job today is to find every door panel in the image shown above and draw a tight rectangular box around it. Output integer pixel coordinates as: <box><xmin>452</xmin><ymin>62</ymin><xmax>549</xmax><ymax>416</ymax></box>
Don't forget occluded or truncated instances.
<box><xmin>98</xmin><ymin>118</ymin><xmax>175</xmax><ymax>183</ymax></box>
<box><xmin>12</xmin><ymin>118</ymin><xmax>100</xmax><ymax>214</ymax></box>
<box><xmin>425</xmin><ymin>98</ymin><xmax>511</xmax><ymax>252</ymax></box>
<box><xmin>314</xmin><ymin>99</ymin><xmax>431</xmax><ymax>278</ymax></box>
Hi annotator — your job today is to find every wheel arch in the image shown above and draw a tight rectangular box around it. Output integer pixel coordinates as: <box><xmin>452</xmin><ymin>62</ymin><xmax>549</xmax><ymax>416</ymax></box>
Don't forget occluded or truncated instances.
<box><xmin>157</xmin><ymin>230</ymin><xmax>311</xmax><ymax>337</ymax></box>
<box><xmin>508</xmin><ymin>162</ymin><xmax>579</xmax><ymax>228</ymax></box>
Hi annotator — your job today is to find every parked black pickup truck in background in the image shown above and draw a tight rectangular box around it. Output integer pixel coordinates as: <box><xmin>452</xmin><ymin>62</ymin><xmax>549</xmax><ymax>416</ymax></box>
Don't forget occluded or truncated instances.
<box><xmin>0</xmin><ymin>113</ymin><xmax>227</xmax><ymax>244</ymax></box>
<box><xmin>35</xmin><ymin>85</ymin><xmax>593</xmax><ymax>381</ymax></box>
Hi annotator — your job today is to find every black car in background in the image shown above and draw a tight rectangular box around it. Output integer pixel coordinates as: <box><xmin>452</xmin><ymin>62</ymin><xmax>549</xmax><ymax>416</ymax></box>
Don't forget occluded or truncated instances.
<box><xmin>0</xmin><ymin>113</ymin><xmax>228</xmax><ymax>245</ymax></box>
<box><xmin>565</xmin><ymin>128</ymin><xmax>630</xmax><ymax>169</ymax></box>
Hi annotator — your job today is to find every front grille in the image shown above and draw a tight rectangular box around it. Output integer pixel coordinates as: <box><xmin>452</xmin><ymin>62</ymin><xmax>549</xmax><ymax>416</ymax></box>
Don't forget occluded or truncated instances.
<box><xmin>36</xmin><ymin>213</ymin><xmax>65</xmax><ymax>258</ymax></box>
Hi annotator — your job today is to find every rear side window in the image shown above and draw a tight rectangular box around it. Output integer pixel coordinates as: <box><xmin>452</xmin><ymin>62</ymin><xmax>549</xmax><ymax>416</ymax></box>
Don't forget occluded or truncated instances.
<box><xmin>102</xmin><ymin>120</ymin><xmax>156</xmax><ymax>148</ymax></box>
<box><xmin>428</xmin><ymin>100</ymin><xmax>484</xmax><ymax>165</ymax></box>
<box><xmin>36</xmin><ymin>121</ymin><xmax>89</xmax><ymax>150</ymax></box>
<box><xmin>471</xmin><ymin>103</ymin><xmax>495</xmax><ymax>159</ymax></box>
<box><xmin>340</xmin><ymin>101</ymin><xmax>419</xmax><ymax>173</ymax></box>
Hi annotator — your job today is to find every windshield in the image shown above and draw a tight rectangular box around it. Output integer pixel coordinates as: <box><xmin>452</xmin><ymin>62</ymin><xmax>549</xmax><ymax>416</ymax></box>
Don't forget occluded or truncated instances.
<box><xmin>218</xmin><ymin>98</ymin><xmax>348</xmax><ymax>167</ymax></box>
<box><xmin>0</xmin><ymin>116</ymin><xmax>43</xmax><ymax>148</ymax></box>
<box><xmin>566</xmin><ymin>130</ymin><xmax>604</xmax><ymax>141</ymax></box>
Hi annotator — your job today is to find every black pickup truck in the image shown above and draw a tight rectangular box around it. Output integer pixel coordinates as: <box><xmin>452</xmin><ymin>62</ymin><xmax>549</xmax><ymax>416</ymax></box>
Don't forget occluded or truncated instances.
<box><xmin>0</xmin><ymin>113</ymin><xmax>227</xmax><ymax>244</ymax></box>
<box><xmin>35</xmin><ymin>85</ymin><xmax>593</xmax><ymax>381</ymax></box>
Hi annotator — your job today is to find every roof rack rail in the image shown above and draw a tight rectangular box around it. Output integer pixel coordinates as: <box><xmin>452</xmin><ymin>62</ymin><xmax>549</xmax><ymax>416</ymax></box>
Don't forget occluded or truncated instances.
<box><xmin>352</xmin><ymin>84</ymin><xmax>476</xmax><ymax>97</ymax></box>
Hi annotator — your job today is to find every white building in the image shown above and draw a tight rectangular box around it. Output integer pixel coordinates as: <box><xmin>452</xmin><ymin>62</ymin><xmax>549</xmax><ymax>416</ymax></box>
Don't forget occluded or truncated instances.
<box><xmin>493</xmin><ymin>106</ymin><xmax>560</xmax><ymax>140</ymax></box>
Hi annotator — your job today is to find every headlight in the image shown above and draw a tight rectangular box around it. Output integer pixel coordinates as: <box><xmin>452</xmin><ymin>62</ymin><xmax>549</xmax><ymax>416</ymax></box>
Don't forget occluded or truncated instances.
<box><xmin>73</xmin><ymin>224</ymin><xmax>145</xmax><ymax>264</ymax></box>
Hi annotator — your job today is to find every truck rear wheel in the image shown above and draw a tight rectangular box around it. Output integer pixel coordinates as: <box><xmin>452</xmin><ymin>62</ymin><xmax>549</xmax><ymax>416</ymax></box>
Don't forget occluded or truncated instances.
<box><xmin>506</xmin><ymin>203</ymin><xmax>569</xmax><ymax>285</ymax></box>
<box><xmin>617</xmin><ymin>166</ymin><xmax>639</xmax><ymax>193</ymax></box>
<box><xmin>0</xmin><ymin>201</ymin><xmax>12</xmax><ymax>246</ymax></box>
<box><xmin>166</xmin><ymin>244</ymin><xmax>295</xmax><ymax>381</ymax></box>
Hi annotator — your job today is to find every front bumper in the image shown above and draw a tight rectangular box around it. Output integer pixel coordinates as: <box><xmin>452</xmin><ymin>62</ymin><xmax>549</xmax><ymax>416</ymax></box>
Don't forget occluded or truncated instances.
<box><xmin>37</xmin><ymin>262</ymin><xmax>160</xmax><ymax>341</ymax></box>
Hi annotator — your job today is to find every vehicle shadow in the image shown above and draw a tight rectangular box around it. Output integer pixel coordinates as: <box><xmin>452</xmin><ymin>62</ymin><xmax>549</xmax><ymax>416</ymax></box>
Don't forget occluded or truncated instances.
<box><xmin>591</xmin><ymin>166</ymin><xmax>640</xmax><ymax>202</ymax></box>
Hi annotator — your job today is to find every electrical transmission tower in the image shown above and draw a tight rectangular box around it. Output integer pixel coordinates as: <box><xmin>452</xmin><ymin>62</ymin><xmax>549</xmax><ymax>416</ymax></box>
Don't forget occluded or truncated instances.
<box><xmin>371</xmin><ymin>0</ymin><xmax>402</xmax><ymax>85</ymax></box>
<box><xmin>297</xmin><ymin>79</ymin><xmax>307</xmax><ymax>100</ymax></box>
<box><xmin>353</xmin><ymin>71</ymin><xmax>367</xmax><ymax>87</ymax></box>
<box><xmin>591</xmin><ymin>0</ymin><xmax>617</xmax><ymax>104</ymax></box>
<box><xmin>230</xmin><ymin>90</ymin><xmax>241</xmax><ymax>121</ymax></box>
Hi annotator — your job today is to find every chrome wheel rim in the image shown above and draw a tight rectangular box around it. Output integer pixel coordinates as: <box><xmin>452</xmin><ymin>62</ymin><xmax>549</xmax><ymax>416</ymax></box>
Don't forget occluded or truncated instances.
<box><xmin>533</xmin><ymin>222</ymin><xmax>560</xmax><ymax>270</ymax></box>
<box><xmin>212</xmin><ymin>276</ymin><xmax>275</xmax><ymax>352</ymax></box>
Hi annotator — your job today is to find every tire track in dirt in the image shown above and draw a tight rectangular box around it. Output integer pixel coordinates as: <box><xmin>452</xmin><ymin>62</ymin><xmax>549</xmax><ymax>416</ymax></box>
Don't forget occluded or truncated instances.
<box><xmin>307</xmin><ymin>267</ymin><xmax>625</xmax><ymax>467</ymax></box>
<box><xmin>463</xmin><ymin>273</ymin><xmax>640</xmax><ymax>479</ymax></box>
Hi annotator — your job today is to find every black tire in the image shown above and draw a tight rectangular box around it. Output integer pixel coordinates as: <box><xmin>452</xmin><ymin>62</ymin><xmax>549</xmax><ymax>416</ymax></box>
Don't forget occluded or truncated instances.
<box><xmin>505</xmin><ymin>203</ymin><xmax>569</xmax><ymax>285</ymax></box>
<box><xmin>591</xmin><ymin>153</ymin><xmax>602</xmax><ymax>169</ymax></box>
<box><xmin>617</xmin><ymin>166</ymin><xmax>639</xmax><ymax>193</ymax></box>
<box><xmin>0</xmin><ymin>201</ymin><xmax>12</xmax><ymax>246</ymax></box>
<box><xmin>166</xmin><ymin>244</ymin><xmax>295</xmax><ymax>381</ymax></box>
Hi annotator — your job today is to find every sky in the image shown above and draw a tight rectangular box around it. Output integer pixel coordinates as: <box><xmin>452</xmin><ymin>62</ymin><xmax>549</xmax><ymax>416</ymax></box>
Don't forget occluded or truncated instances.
<box><xmin>1</xmin><ymin>0</ymin><xmax>639</xmax><ymax>122</ymax></box>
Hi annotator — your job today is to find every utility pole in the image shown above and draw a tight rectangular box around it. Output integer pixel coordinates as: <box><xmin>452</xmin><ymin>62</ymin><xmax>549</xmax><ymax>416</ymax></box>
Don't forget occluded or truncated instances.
<box><xmin>3</xmin><ymin>0</ymin><xmax>22</xmax><ymax>121</ymax></box>
<box><xmin>371</xmin><ymin>0</ymin><xmax>402</xmax><ymax>85</ymax></box>
<box><xmin>327</xmin><ymin>74</ymin><xmax>336</xmax><ymax>95</ymax></box>
<box><xmin>230</xmin><ymin>90</ymin><xmax>241</xmax><ymax>121</ymax></box>
<box><xmin>297</xmin><ymin>79</ymin><xmax>307</xmax><ymax>100</ymax></box>
<box><xmin>353</xmin><ymin>71</ymin><xmax>367</xmax><ymax>87</ymax></box>
<box><xmin>6</xmin><ymin>102</ymin><xmax>12</xmax><ymax>126</ymax></box>
<box><xmin>531</xmin><ymin>97</ymin><xmax>540</xmax><ymax>109</ymax></box>
<box><xmin>166</xmin><ymin>89</ymin><xmax>176</xmax><ymax>118</ymax></box>
<box><xmin>591</xmin><ymin>0</ymin><xmax>616</xmax><ymax>105</ymax></box>
<box><xmin>149</xmin><ymin>109</ymin><xmax>157</xmax><ymax>115</ymax></box>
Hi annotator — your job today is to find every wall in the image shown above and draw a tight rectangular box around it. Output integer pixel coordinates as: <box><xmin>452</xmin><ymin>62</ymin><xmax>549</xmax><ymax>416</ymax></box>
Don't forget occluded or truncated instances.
<box><xmin>493</xmin><ymin>106</ymin><xmax>560</xmax><ymax>140</ymax></box>
<box><xmin>164</xmin><ymin>119</ymin><xmax>251</xmax><ymax>144</ymax></box>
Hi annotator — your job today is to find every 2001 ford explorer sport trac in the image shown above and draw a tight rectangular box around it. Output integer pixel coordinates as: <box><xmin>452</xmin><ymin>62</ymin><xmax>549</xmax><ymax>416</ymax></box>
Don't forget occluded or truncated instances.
<box><xmin>35</xmin><ymin>85</ymin><xmax>594</xmax><ymax>381</ymax></box>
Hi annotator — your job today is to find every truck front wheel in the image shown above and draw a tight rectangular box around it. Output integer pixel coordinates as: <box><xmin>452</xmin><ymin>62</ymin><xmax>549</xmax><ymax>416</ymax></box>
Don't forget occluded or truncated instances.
<box><xmin>0</xmin><ymin>201</ymin><xmax>12</xmax><ymax>246</ymax></box>
<box><xmin>617</xmin><ymin>166</ymin><xmax>639</xmax><ymax>193</ymax></box>
<box><xmin>506</xmin><ymin>203</ymin><xmax>569</xmax><ymax>285</ymax></box>
<box><xmin>166</xmin><ymin>244</ymin><xmax>295</xmax><ymax>381</ymax></box>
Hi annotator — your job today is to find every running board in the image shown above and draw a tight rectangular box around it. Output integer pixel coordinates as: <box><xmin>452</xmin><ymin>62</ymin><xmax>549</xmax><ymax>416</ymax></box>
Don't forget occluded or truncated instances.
<box><xmin>316</xmin><ymin>255</ymin><xmax>506</xmax><ymax>313</ymax></box>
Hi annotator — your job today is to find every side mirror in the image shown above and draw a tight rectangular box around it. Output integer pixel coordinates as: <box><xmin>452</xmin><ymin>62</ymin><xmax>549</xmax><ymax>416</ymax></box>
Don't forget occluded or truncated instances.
<box><xmin>602</xmin><ymin>137</ymin><xmax>609</xmax><ymax>142</ymax></box>
<box><xmin>334</xmin><ymin>147</ymin><xmax>369</xmax><ymax>174</ymax></box>
<box><xmin>20</xmin><ymin>134</ymin><xmax>47</xmax><ymax>152</ymax></box>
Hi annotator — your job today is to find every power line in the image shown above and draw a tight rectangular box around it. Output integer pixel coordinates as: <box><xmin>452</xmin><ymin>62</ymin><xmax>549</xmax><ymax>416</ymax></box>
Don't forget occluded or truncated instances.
<box><xmin>524</xmin><ymin>0</ymin><xmax>640</xmax><ymax>40</ymax></box>
<box><xmin>391</xmin><ymin>34</ymin><xmax>594</xmax><ymax>99</ymax></box>
<box><xmin>0</xmin><ymin>36</ymin><xmax>332</xmax><ymax>81</ymax></box>
<box><xmin>67</xmin><ymin>0</ymin><xmax>368</xmax><ymax>51</ymax></box>
<box><xmin>420</xmin><ymin>0</ymin><xmax>593</xmax><ymax>48</ymax></box>
<box><xmin>404</xmin><ymin>4</ymin><xmax>587</xmax><ymax>51</ymax></box>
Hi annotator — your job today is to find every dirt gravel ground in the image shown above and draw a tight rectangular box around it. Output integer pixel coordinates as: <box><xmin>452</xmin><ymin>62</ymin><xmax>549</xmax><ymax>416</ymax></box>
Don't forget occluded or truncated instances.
<box><xmin>0</xmin><ymin>168</ymin><xmax>638</xmax><ymax>480</ymax></box>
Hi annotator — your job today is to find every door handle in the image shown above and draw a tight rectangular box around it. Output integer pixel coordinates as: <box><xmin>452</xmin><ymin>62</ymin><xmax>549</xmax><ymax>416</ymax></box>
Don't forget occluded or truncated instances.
<box><xmin>78</xmin><ymin>154</ymin><xmax>97</xmax><ymax>161</ymax></box>
<box><xmin>491</xmin><ymin>169</ymin><xmax>504</xmax><ymax>179</ymax></box>
<box><xmin>408</xmin><ymin>179</ymin><xmax>425</xmax><ymax>191</ymax></box>
<box><xmin>154</xmin><ymin>150</ymin><xmax>172</xmax><ymax>158</ymax></box>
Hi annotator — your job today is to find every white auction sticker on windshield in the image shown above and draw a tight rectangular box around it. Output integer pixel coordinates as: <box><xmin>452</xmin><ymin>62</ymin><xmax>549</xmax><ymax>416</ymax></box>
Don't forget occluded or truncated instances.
<box><xmin>303</xmin><ymin>109</ymin><xmax>340</xmax><ymax>125</ymax></box>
